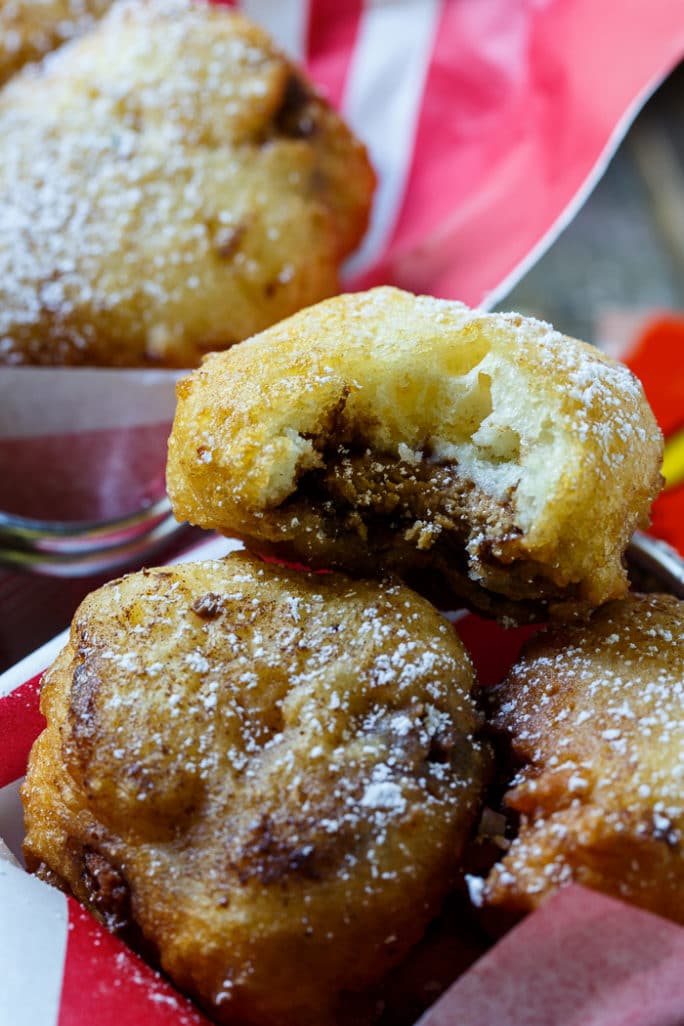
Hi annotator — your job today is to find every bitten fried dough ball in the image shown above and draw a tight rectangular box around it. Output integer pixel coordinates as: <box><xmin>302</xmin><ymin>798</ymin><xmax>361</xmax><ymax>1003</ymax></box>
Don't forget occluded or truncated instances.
<box><xmin>0</xmin><ymin>0</ymin><xmax>374</xmax><ymax>367</ymax></box>
<box><xmin>479</xmin><ymin>594</ymin><xmax>684</xmax><ymax>924</ymax></box>
<box><xmin>167</xmin><ymin>287</ymin><xmax>663</xmax><ymax>622</ymax></box>
<box><xmin>0</xmin><ymin>0</ymin><xmax>112</xmax><ymax>87</ymax></box>
<box><xmin>22</xmin><ymin>553</ymin><xmax>490</xmax><ymax>1026</ymax></box>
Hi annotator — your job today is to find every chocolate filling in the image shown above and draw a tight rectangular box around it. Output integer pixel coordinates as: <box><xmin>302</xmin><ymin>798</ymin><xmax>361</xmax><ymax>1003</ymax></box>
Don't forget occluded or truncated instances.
<box><xmin>81</xmin><ymin>848</ymin><xmax>132</xmax><ymax>933</ymax></box>
<box><xmin>261</xmin><ymin>447</ymin><xmax>581</xmax><ymax>619</ymax></box>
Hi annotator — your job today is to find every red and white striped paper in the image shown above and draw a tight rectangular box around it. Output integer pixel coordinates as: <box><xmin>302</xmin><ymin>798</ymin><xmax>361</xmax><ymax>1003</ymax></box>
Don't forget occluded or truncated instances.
<box><xmin>261</xmin><ymin>0</ymin><xmax>684</xmax><ymax>308</ymax></box>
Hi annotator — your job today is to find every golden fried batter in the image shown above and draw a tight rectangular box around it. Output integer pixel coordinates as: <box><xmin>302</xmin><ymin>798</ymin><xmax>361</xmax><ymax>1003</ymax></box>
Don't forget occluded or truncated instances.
<box><xmin>167</xmin><ymin>287</ymin><xmax>663</xmax><ymax>622</ymax></box>
<box><xmin>0</xmin><ymin>0</ymin><xmax>112</xmax><ymax>86</ymax></box>
<box><xmin>479</xmin><ymin>594</ymin><xmax>684</xmax><ymax>924</ymax></box>
<box><xmin>22</xmin><ymin>553</ymin><xmax>490</xmax><ymax>1026</ymax></box>
<box><xmin>0</xmin><ymin>0</ymin><xmax>374</xmax><ymax>367</ymax></box>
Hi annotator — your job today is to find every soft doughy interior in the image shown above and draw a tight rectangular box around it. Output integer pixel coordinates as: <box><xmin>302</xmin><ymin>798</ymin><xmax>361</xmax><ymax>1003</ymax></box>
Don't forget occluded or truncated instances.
<box><xmin>262</xmin><ymin>350</ymin><xmax>587</xmax><ymax>616</ymax></box>
<box><xmin>167</xmin><ymin>287</ymin><xmax>664</xmax><ymax>621</ymax></box>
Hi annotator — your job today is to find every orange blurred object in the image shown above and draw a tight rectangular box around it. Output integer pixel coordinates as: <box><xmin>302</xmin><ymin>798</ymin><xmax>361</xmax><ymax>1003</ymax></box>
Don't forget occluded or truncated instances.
<box><xmin>625</xmin><ymin>314</ymin><xmax>684</xmax><ymax>553</ymax></box>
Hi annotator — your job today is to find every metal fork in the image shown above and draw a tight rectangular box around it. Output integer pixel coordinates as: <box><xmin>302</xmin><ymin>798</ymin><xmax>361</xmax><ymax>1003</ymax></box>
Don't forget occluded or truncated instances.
<box><xmin>0</xmin><ymin>497</ymin><xmax>188</xmax><ymax>577</ymax></box>
<box><xmin>627</xmin><ymin>530</ymin><xmax>684</xmax><ymax>598</ymax></box>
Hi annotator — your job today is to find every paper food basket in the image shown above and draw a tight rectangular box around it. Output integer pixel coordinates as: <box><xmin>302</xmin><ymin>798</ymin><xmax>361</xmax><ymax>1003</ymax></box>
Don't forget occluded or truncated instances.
<box><xmin>2</xmin><ymin>2</ymin><xmax>684</xmax><ymax>1024</ymax></box>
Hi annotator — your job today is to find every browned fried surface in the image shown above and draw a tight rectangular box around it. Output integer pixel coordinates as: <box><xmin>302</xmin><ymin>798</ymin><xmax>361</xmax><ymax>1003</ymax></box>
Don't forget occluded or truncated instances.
<box><xmin>478</xmin><ymin>594</ymin><xmax>684</xmax><ymax>924</ymax></box>
<box><xmin>372</xmin><ymin>893</ymin><xmax>489</xmax><ymax>1026</ymax></box>
<box><xmin>0</xmin><ymin>0</ymin><xmax>374</xmax><ymax>367</ymax></box>
<box><xmin>0</xmin><ymin>0</ymin><xmax>112</xmax><ymax>86</ymax></box>
<box><xmin>167</xmin><ymin>287</ymin><xmax>663</xmax><ymax>623</ymax></box>
<box><xmin>22</xmin><ymin>553</ymin><xmax>490</xmax><ymax>1026</ymax></box>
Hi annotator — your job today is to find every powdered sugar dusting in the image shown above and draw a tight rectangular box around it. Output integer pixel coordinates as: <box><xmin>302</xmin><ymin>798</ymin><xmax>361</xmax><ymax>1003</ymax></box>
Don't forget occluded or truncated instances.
<box><xmin>480</xmin><ymin>593</ymin><xmax>684</xmax><ymax>911</ymax></box>
<box><xmin>56</xmin><ymin>553</ymin><xmax>487</xmax><ymax>907</ymax></box>
<box><xmin>499</xmin><ymin>312</ymin><xmax>659</xmax><ymax>469</ymax></box>
<box><xmin>0</xmin><ymin>0</ymin><xmax>373</xmax><ymax>366</ymax></box>
<box><xmin>20</xmin><ymin>553</ymin><xmax>494</xmax><ymax>1017</ymax></box>
<box><xmin>170</xmin><ymin>287</ymin><xmax>662</xmax><ymax>624</ymax></box>
<box><xmin>0</xmin><ymin>0</ymin><xmax>113</xmax><ymax>83</ymax></box>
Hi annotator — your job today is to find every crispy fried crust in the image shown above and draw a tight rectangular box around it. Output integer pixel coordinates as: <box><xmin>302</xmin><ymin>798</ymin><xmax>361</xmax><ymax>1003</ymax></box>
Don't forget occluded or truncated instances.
<box><xmin>22</xmin><ymin>553</ymin><xmax>490</xmax><ymax>1026</ymax></box>
<box><xmin>479</xmin><ymin>594</ymin><xmax>684</xmax><ymax>924</ymax></box>
<box><xmin>167</xmin><ymin>287</ymin><xmax>663</xmax><ymax>622</ymax></box>
<box><xmin>0</xmin><ymin>0</ymin><xmax>112</xmax><ymax>86</ymax></box>
<box><xmin>0</xmin><ymin>0</ymin><xmax>374</xmax><ymax>367</ymax></box>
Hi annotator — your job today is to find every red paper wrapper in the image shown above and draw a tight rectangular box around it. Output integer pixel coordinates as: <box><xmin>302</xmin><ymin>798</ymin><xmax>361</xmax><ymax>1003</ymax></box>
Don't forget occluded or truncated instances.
<box><xmin>0</xmin><ymin>369</ymin><xmax>181</xmax><ymax>523</ymax></box>
<box><xmin>418</xmin><ymin>885</ymin><xmax>684</xmax><ymax>1026</ymax></box>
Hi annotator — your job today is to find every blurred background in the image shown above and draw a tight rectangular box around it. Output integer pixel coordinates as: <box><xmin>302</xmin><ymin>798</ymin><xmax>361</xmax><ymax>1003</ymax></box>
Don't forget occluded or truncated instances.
<box><xmin>502</xmin><ymin>61</ymin><xmax>684</xmax><ymax>345</ymax></box>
